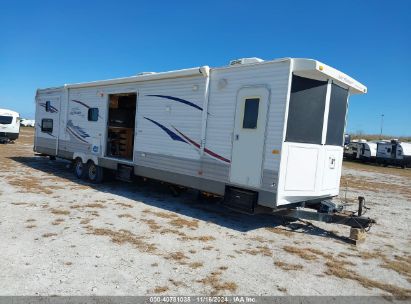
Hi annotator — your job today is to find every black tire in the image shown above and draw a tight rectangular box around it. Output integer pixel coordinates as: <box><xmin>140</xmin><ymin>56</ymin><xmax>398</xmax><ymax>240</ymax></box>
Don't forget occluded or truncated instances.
<box><xmin>87</xmin><ymin>161</ymin><xmax>104</xmax><ymax>183</ymax></box>
<box><xmin>49</xmin><ymin>156</ymin><xmax>56</xmax><ymax>160</ymax></box>
<box><xmin>74</xmin><ymin>158</ymin><xmax>87</xmax><ymax>179</ymax></box>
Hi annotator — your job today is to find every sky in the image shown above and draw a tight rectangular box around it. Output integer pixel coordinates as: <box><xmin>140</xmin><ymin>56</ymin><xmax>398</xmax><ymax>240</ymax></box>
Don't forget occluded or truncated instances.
<box><xmin>0</xmin><ymin>0</ymin><xmax>410</xmax><ymax>136</ymax></box>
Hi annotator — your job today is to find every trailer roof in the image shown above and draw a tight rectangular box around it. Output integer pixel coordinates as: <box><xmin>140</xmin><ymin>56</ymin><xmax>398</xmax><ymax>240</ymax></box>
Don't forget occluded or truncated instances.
<box><xmin>0</xmin><ymin>108</ymin><xmax>19</xmax><ymax>117</ymax></box>
<box><xmin>37</xmin><ymin>58</ymin><xmax>366</xmax><ymax>94</ymax></box>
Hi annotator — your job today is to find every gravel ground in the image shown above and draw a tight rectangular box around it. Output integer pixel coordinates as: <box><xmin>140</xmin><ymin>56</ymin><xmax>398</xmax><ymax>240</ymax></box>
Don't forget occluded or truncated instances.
<box><xmin>0</xmin><ymin>128</ymin><xmax>410</xmax><ymax>297</ymax></box>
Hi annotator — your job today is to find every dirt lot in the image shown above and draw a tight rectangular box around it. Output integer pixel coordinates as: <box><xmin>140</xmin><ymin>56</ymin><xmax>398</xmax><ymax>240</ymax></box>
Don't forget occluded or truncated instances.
<box><xmin>0</xmin><ymin>128</ymin><xmax>410</xmax><ymax>298</ymax></box>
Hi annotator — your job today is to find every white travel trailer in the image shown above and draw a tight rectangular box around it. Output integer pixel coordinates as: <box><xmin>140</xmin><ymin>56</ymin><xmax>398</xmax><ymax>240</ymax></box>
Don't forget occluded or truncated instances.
<box><xmin>0</xmin><ymin>108</ymin><xmax>20</xmax><ymax>143</ymax></box>
<box><xmin>20</xmin><ymin>118</ymin><xmax>35</xmax><ymax>127</ymax></box>
<box><xmin>34</xmin><ymin>57</ymin><xmax>368</xmax><ymax>214</ymax></box>
<box><xmin>377</xmin><ymin>140</ymin><xmax>411</xmax><ymax>168</ymax></box>
<box><xmin>359</xmin><ymin>141</ymin><xmax>377</xmax><ymax>162</ymax></box>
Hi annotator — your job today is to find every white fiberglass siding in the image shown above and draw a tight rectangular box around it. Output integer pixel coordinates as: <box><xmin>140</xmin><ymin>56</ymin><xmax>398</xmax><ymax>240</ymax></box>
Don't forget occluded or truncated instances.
<box><xmin>136</xmin><ymin>76</ymin><xmax>206</xmax><ymax>160</ymax></box>
<box><xmin>206</xmin><ymin>60</ymin><xmax>291</xmax><ymax>174</ymax></box>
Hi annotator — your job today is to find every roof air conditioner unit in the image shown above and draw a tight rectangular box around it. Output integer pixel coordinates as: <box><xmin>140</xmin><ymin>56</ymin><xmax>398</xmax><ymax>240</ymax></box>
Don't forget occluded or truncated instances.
<box><xmin>229</xmin><ymin>57</ymin><xmax>264</xmax><ymax>66</ymax></box>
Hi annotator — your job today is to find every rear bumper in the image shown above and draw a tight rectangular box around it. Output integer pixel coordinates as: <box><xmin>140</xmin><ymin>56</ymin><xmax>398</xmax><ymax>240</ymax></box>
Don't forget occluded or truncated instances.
<box><xmin>0</xmin><ymin>132</ymin><xmax>19</xmax><ymax>140</ymax></box>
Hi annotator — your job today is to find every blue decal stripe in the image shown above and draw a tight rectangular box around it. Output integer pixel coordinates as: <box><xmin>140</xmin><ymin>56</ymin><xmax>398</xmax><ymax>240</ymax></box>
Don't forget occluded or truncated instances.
<box><xmin>146</xmin><ymin>95</ymin><xmax>203</xmax><ymax>111</ymax></box>
<box><xmin>67</xmin><ymin>127</ymin><xmax>89</xmax><ymax>144</ymax></box>
<box><xmin>144</xmin><ymin>117</ymin><xmax>186</xmax><ymax>143</ymax></box>
<box><xmin>71</xmin><ymin>99</ymin><xmax>90</xmax><ymax>109</ymax></box>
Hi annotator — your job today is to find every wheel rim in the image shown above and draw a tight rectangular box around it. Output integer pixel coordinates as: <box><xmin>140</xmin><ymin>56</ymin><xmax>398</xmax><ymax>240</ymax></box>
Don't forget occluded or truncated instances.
<box><xmin>76</xmin><ymin>162</ymin><xmax>83</xmax><ymax>176</ymax></box>
<box><xmin>89</xmin><ymin>164</ymin><xmax>97</xmax><ymax>180</ymax></box>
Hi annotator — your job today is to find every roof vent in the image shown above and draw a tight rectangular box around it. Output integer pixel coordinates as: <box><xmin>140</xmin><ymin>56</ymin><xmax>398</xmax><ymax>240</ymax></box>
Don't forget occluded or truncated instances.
<box><xmin>229</xmin><ymin>57</ymin><xmax>264</xmax><ymax>66</ymax></box>
<box><xmin>136</xmin><ymin>72</ymin><xmax>156</xmax><ymax>76</ymax></box>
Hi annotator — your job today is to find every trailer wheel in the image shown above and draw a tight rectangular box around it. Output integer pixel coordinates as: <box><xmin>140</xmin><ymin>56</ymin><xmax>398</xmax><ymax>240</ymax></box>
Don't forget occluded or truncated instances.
<box><xmin>74</xmin><ymin>158</ymin><xmax>87</xmax><ymax>179</ymax></box>
<box><xmin>87</xmin><ymin>161</ymin><xmax>104</xmax><ymax>184</ymax></box>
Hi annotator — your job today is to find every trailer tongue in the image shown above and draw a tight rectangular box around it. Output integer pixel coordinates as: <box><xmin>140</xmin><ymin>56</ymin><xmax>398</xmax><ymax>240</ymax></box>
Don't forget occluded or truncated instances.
<box><xmin>271</xmin><ymin>196</ymin><xmax>376</xmax><ymax>244</ymax></box>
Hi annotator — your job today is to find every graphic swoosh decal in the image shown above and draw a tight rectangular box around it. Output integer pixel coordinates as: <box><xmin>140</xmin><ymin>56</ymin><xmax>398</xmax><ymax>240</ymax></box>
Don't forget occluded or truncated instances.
<box><xmin>172</xmin><ymin>127</ymin><xmax>230</xmax><ymax>163</ymax></box>
<box><xmin>143</xmin><ymin>117</ymin><xmax>185</xmax><ymax>143</ymax></box>
<box><xmin>39</xmin><ymin>103</ymin><xmax>59</xmax><ymax>113</ymax></box>
<box><xmin>146</xmin><ymin>95</ymin><xmax>203</xmax><ymax>112</ymax></box>
<box><xmin>71</xmin><ymin>99</ymin><xmax>90</xmax><ymax>108</ymax></box>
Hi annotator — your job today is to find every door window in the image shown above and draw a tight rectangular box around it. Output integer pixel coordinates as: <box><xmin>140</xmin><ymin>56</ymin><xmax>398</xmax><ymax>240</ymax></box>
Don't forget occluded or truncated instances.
<box><xmin>243</xmin><ymin>98</ymin><xmax>260</xmax><ymax>129</ymax></box>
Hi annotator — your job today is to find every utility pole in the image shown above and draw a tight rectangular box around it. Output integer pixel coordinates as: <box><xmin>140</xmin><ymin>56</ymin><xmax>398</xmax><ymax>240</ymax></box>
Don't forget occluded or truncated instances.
<box><xmin>380</xmin><ymin>114</ymin><xmax>384</xmax><ymax>139</ymax></box>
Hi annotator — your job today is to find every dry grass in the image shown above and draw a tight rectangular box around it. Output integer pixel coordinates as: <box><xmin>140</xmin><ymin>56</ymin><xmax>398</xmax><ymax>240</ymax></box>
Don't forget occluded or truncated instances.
<box><xmin>168</xmin><ymin>218</ymin><xmax>199</xmax><ymax>229</ymax></box>
<box><xmin>159</xmin><ymin>228</ymin><xmax>186</xmax><ymax>237</ymax></box>
<box><xmin>88</xmin><ymin>227</ymin><xmax>157</xmax><ymax>253</ymax></box>
<box><xmin>283</xmin><ymin>246</ymin><xmax>318</xmax><ymax>261</ymax></box>
<box><xmin>179</xmin><ymin>235</ymin><xmax>215</xmax><ymax>242</ymax></box>
<box><xmin>51</xmin><ymin>218</ymin><xmax>65</xmax><ymax>225</ymax></box>
<box><xmin>118</xmin><ymin>213</ymin><xmax>136</xmax><ymax>220</ymax></box>
<box><xmin>116</xmin><ymin>202</ymin><xmax>133</xmax><ymax>208</ymax></box>
<box><xmin>189</xmin><ymin>262</ymin><xmax>203</xmax><ymax>269</ymax></box>
<box><xmin>153</xmin><ymin>286</ymin><xmax>169</xmax><ymax>293</ymax></box>
<box><xmin>143</xmin><ymin>209</ymin><xmax>178</xmax><ymax>219</ymax></box>
<box><xmin>165</xmin><ymin>251</ymin><xmax>189</xmax><ymax>263</ymax></box>
<box><xmin>50</xmin><ymin>208</ymin><xmax>70</xmax><ymax>216</ymax></box>
<box><xmin>197</xmin><ymin>270</ymin><xmax>237</xmax><ymax>295</ymax></box>
<box><xmin>381</xmin><ymin>255</ymin><xmax>411</xmax><ymax>283</ymax></box>
<box><xmin>42</xmin><ymin>233</ymin><xmax>58</xmax><ymax>238</ymax></box>
<box><xmin>71</xmin><ymin>203</ymin><xmax>106</xmax><ymax>209</ymax></box>
<box><xmin>79</xmin><ymin>218</ymin><xmax>91</xmax><ymax>225</ymax></box>
<box><xmin>343</xmin><ymin>161</ymin><xmax>411</xmax><ymax>179</ymax></box>
<box><xmin>8</xmin><ymin>177</ymin><xmax>54</xmax><ymax>194</ymax></box>
<box><xmin>244</xmin><ymin>246</ymin><xmax>272</xmax><ymax>257</ymax></box>
<box><xmin>265</xmin><ymin>227</ymin><xmax>293</xmax><ymax>237</ymax></box>
<box><xmin>274</xmin><ymin>261</ymin><xmax>303</xmax><ymax>271</ymax></box>
<box><xmin>325</xmin><ymin>259</ymin><xmax>411</xmax><ymax>299</ymax></box>
<box><xmin>141</xmin><ymin>219</ymin><xmax>162</xmax><ymax>231</ymax></box>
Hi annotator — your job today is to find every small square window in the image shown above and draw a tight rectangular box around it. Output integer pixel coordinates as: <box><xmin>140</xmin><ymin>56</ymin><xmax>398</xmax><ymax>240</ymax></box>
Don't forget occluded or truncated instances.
<box><xmin>242</xmin><ymin>98</ymin><xmax>260</xmax><ymax>129</ymax></box>
<box><xmin>88</xmin><ymin>108</ymin><xmax>99</xmax><ymax>121</ymax></box>
<box><xmin>41</xmin><ymin>119</ymin><xmax>53</xmax><ymax>133</ymax></box>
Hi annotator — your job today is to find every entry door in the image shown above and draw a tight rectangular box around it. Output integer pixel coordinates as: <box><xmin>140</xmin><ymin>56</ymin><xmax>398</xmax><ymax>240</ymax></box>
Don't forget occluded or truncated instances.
<box><xmin>230</xmin><ymin>87</ymin><xmax>269</xmax><ymax>187</ymax></box>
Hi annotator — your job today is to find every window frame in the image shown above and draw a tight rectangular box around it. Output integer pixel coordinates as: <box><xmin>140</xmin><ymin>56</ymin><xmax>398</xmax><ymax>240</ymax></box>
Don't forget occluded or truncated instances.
<box><xmin>242</xmin><ymin>97</ymin><xmax>260</xmax><ymax>129</ymax></box>
<box><xmin>41</xmin><ymin>118</ymin><xmax>53</xmax><ymax>133</ymax></box>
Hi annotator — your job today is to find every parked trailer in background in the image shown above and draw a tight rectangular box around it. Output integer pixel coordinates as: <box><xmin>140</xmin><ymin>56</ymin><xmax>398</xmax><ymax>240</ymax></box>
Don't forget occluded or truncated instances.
<box><xmin>377</xmin><ymin>140</ymin><xmax>411</xmax><ymax>168</ymax></box>
<box><xmin>0</xmin><ymin>108</ymin><xmax>20</xmax><ymax>143</ymax></box>
<box><xmin>358</xmin><ymin>141</ymin><xmax>377</xmax><ymax>162</ymax></box>
<box><xmin>34</xmin><ymin>57</ymin><xmax>375</xmax><ymax>239</ymax></box>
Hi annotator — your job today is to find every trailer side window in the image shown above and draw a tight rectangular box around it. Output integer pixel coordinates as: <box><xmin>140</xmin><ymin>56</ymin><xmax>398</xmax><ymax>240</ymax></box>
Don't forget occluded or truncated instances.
<box><xmin>41</xmin><ymin>119</ymin><xmax>53</xmax><ymax>133</ymax></box>
<box><xmin>243</xmin><ymin>98</ymin><xmax>259</xmax><ymax>129</ymax></box>
<box><xmin>88</xmin><ymin>108</ymin><xmax>99</xmax><ymax>121</ymax></box>
<box><xmin>325</xmin><ymin>83</ymin><xmax>349</xmax><ymax>146</ymax></box>
<box><xmin>45</xmin><ymin>101</ymin><xmax>51</xmax><ymax>112</ymax></box>
<box><xmin>285</xmin><ymin>75</ymin><xmax>327</xmax><ymax>144</ymax></box>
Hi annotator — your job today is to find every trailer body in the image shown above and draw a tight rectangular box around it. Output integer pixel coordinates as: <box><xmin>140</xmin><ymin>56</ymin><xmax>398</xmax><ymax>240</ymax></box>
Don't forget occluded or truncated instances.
<box><xmin>34</xmin><ymin>58</ymin><xmax>366</xmax><ymax>210</ymax></box>
<box><xmin>377</xmin><ymin>140</ymin><xmax>411</xmax><ymax>168</ymax></box>
<box><xmin>0</xmin><ymin>108</ymin><xmax>20</xmax><ymax>142</ymax></box>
